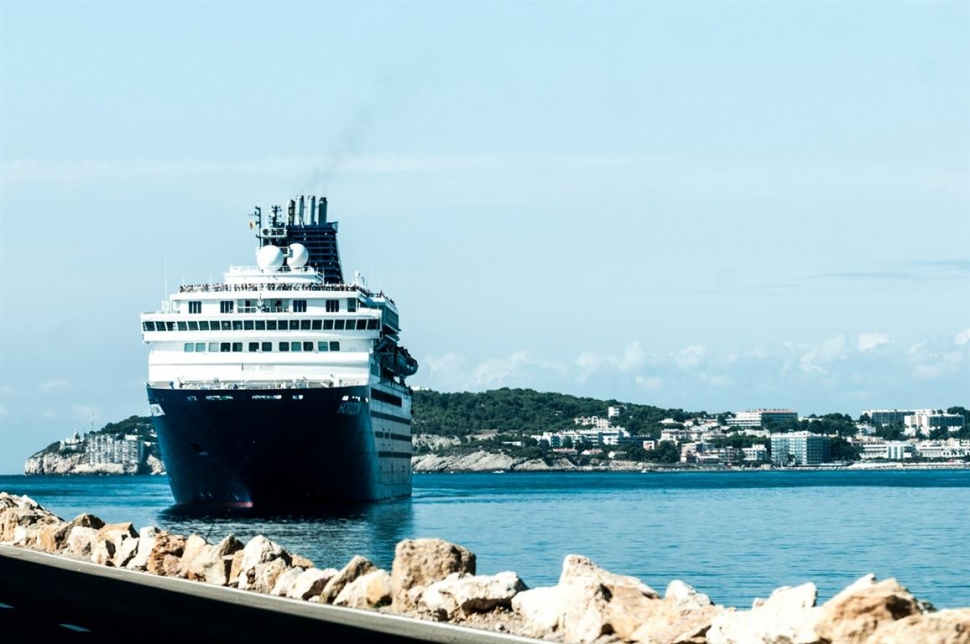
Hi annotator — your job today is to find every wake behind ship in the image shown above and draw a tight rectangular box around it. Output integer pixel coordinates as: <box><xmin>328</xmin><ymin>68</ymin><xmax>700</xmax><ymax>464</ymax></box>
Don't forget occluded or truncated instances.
<box><xmin>140</xmin><ymin>196</ymin><xmax>417</xmax><ymax>508</ymax></box>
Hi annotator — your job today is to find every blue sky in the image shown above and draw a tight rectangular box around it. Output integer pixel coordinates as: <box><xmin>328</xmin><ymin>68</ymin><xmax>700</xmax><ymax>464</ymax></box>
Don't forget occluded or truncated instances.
<box><xmin>1</xmin><ymin>2</ymin><xmax>967</xmax><ymax>473</ymax></box>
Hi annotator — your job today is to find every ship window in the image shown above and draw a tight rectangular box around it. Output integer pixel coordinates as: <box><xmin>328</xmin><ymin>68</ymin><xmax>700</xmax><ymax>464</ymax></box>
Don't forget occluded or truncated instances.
<box><xmin>367</xmin><ymin>319</ymin><xmax>379</xmax><ymax>330</ymax></box>
<box><xmin>334</xmin><ymin>320</ymin><xmax>345</xmax><ymax>330</ymax></box>
<box><xmin>220</xmin><ymin>301</ymin><xmax>234</xmax><ymax>314</ymax></box>
<box><xmin>294</xmin><ymin>300</ymin><xmax>307</xmax><ymax>313</ymax></box>
<box><xmin>255</xmin><ymin>320</ymin><xmax>266</xmax><ymax>330</ymax></box>
<box><xmin>184</xmin><ymin>343</ymin><xmax>195</xmax><ymax>352</ymax></box>
<box><xmin>318</xmin><ymin>341</ymin><xmax>329</xmax><ymax>352</ymax></box>
<box><xmin>347</xmin><ymin>299</ymin><xmax>357</xmax><ymax>312</ymax></box>
<box><xmin>195</xmin><ymin>343</ymin><xmax>205</xmax><ymax>352</ymax></box>
<box><xmin>220</xmin><ymin>342</ymin><xmax>231</xmax><ymax>352</ymax></box>
<box><xmin>323</xmin><ymin>319</ymin><xmax>334</xmax><ymax>330</ymax></box>
<box><xmin>208</xmin><ymin>342</ymin><xmax>219</xmax><ymax>352</ymax></box>
<box><xmin>248</xmin><ymin>342</ymin><xmax>259</xmax><ymax>352</ymax></box>
<box><xmin>188</xmin><ymin>321</ymin><xmax>199</xmax><ymax>331</ymax></box>
<box><xmin>177</xmin><ymin>321</ymin><xmax>188</xmax><ymax>331</ymax></box>
<box><xmin>279</xmin><ymin>342</ymin><xmax>289</xmax><ymax>352</ymax></box>
<box><xmin>199</xmin><ymin>321</ymin><xmax>210</xmax><ymax>331</ymax></box>
<box><xmin>356</xmin><ymin>319</ymin><xmax>367</xmax><ymax>330</ymax></box>
<box><xmin>261</xmin><ymin>342</ymin><xmax>272</xmax><ymax>352</ymax></box>
<box><xmin>326</xmin><ymin>300</ymin><xmax>339</xmax><ymax>313</ymax></box>
<box><xmin>303</xmin><ymin>341</ymin><xmax>313</xmax><ymax>351</ymax></box>
<box><xmin>290</xmin><ymin>342</ymin><xmax>302</xmax><ymax>352</ymax></box>
<box><xmin>232</xmin><ymin>320</ymin><xmax>242</xmax><ymax>331</ymax></box>
<box><xmin>221</xmin><ymin>321</ymin><xmax>231</xmax><ymax>330</ymax></box>
<box><xmin>210</xmin><ymin>320</ymin><xmax>220</xmax><ymax>329</ymax></box>
<box><xmin>311</xmin><ymin>319</ymin><xmax>322</xmax><ymax>330</ymax></box>
<box><xmin>300</xmin><ymin>319</ymin><xmax>311</xmax><ymax>330</ymax></box>
<box><xmin>188</xmin><ymin>301</ymin><xmax>202</xmax><ymax>314</ymax></box>
<box><xmin>330</xmin><ymin>341</ymin><xmax>340</xmax><ymax>351</ymax></box>
<box><xmin>244</xmin><ymin>320</ymin><xmax>254</xmax><ymax>330</ymax></box>
<box><xmin>232</xmin><ymin>342</ymin><xmax>243</xmax><ymax>352</ymax></box>
<box><xmin>267</xmin><ymin>320</ymin><xmax>277</xmax><ymax>330</ymax></box>
<box><xmin>143</xmin><ymin>321</ymin><xmax>155</xmax><ymax>331</ymax></box>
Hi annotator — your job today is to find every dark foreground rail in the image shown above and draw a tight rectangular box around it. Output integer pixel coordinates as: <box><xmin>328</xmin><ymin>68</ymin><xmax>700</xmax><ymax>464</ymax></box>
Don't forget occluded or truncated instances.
<box><xmin>0</xmin><ymin>546</ymin><xmax>536</xmax><ymax>642</ymax></box>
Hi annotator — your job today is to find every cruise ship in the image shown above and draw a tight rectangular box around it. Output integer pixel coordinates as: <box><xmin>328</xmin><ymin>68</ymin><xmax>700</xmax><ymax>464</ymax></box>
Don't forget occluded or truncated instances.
<box><xmin>140</xmin><ymin>196</ymin><xmax>417</xmax><ymax>508</ymax></box>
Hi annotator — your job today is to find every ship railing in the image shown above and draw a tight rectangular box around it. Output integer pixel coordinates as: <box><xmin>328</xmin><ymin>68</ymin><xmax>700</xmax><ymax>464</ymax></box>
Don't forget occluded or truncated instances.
<box><xmin>178</xmin><ymin>282</ymin><xmax>377</xmax><ymax>296</ymax></box>
<box><xmin>150</xmin><ymin>378</ymin><xmax>368</xmax><ymax>391</ymax></box>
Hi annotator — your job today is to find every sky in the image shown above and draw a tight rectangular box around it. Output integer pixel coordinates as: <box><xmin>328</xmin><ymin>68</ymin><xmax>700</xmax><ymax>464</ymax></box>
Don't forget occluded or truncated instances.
<box><xmin>0</xmin><ymin>2</ymin><xmax>968</xmax><ymax>474</ymax></box>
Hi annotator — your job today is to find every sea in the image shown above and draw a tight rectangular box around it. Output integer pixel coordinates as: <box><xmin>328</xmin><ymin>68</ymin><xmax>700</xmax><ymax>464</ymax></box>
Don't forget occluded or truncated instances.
<box><xmin>2</xmin><ymin>469</ymin><xmax>968</xmax><ymax>610</ymax></box>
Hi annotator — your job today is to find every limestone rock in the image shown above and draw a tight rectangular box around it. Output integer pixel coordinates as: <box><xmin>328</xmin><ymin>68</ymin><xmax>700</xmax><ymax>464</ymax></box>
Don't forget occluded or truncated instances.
<box><xmin>146</xmin><ymin>531</ymin><xmax>187</xmax><ymax>577</ymax></box>
<box><xmin>512</xmin><ymin>585</ymin><xmax>571</xmax><ymax>637</ymax></box>
<box><xmin>179</xmin><ymin>534</ymin><xmax>210</xmax><ymax>579</ymax></box>
<box><xmin>235</xmin><ymin>535</ymin><xmax>292</xmax><ymax>591</ymax></box>
<box><xmin>869</xmin><ymin>607</ymin><xmax>970</xmax><ymax>644</ymax></box>
<box><xmin>271</xmin><ymin>566</ymin><xmax>307</xmax><ymax>597</ymax></box>
<box><xmin>333</xmin><ymin>569</ymin><xmax>393</xmax><ymax>609</ymax></box>
<box><xmin>707</xmin><ymin>582</ymin><xmax>822</xmax><ymax>644</ymax></box>
<box><xmin>814</xmin><ymin>575</ymin><xmax>926</xmax><ymax>644</ymax></box>
<box><xmin>560</xmin><ymin>554</ymin><xmax>660</xmax><ymax>599</ymax></box>
<box><xmin>126</xmin><ymin>526</ymin><xmax>158</xmax><ymax>571</ymax></box>
<box><xmin>249</xmin><ymin>558</ymin><xmax>292</xmax><ymax>594</ymax></box>
<box><xmin>666</xmin><ymin>579</ymin><xmax>713</xmax><ymax>612</ymax></box>
<box><xmin>66</xmin><ymin>526</ymin><xmax>100</xmax><ymax>557</ymax></box>
<box><xmin>286</xmin><ymin>567</ymin><xmax>339</xmax><ymax>601</ymax></box>
<box><xmin>390</xmin><ymin>538</ymin><xmax>477</xmax><ymax>612</ymax></box>
<box><xmin>186</xmin><ymin>535</ymin><xmax>243</xmax><ymax>586</ymax></box>
<box><xmin>417</xmin><ymin>571</ymin><xmax>527</xmax><ymax>620</ymax></box>
<box><xmin>93</xmin><ymin>522</ymin><xmax>137</xmax><ymax>566</ymax></box>
<box><xmin>320</xmin><ymin>555</ymin><xmax>378</xmax><ymax>604</ymax></box>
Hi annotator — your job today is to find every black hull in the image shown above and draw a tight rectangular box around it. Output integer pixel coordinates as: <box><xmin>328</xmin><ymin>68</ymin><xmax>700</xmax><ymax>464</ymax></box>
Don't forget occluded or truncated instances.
<box><xmin>147</xmin><ymin>385</ymin><xmax>411</xmax><ymax>508</ymax></box>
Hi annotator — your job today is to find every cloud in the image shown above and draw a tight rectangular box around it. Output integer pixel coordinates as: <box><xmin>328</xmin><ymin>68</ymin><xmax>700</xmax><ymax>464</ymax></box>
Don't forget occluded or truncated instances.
<box><xmin>673</xmin><ymin>345</ymin><xmax>707</xmax><ymax>370</ymax></box>
<box><xmin>857</xmin><ymin>333</ymin><xmax>890</xmax><ymax>352</ymax></box>
<box><xmin>635</xmin><ymin>376</ymin><xmax>663</xmax><ymax>390</ymax></box>
<box><xmin>468</xmin><ymin>351</ymin><xmax>534</xmax><ymax>389</ymax></box>
<box><xmin>797</xmin><ymin>335</ymin><xmax>849</xmax><ymax>374</ymax></box>
<box><xmin>39</xmin><ymin>379</ymin><xmax>68</xmax><ymax>393</ymax></box>
<box><xmin>576</xmin><ymin>342</ymin><xmax>645</xmax><ymax>377</ymax></box>
<box><xmin>955</xmin><ymin>329</ymin><xmax>970</xmax><ymax>346</ymax></box>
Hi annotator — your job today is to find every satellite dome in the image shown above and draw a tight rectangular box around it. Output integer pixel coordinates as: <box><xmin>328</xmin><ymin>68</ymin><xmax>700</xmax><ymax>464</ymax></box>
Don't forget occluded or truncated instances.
<box><xmin>256</xmin><ymin>245</ymin><xmax>284</xmax><ymax>272</ymax></box>
<box><xmin>287</xmin><ymin>243</ymin><xmax>309</xmax><ymax>269</ymax></box>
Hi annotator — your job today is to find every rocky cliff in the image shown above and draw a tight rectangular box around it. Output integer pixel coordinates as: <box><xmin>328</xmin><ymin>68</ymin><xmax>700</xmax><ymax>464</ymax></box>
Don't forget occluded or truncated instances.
<box><xmin>24</xmin><ymin>443</ymin><xmax>165</xmax><ymax>476</ymax></box>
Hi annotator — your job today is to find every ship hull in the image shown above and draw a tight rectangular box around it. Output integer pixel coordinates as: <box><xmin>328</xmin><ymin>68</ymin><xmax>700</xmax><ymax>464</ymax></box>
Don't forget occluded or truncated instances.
<box><xmin>146</xmin><ymin>385</ymin><xmax>412</xmax><ymax>508</ymax></box>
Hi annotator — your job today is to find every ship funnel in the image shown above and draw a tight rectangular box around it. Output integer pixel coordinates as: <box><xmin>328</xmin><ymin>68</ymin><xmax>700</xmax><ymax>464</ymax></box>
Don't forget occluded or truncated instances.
<box><xmin>309</xmin><ymin>196</ymin><xmax>317</xmax><ymax>225</ymax></box>
<box><xmin>318</xmin><ymin>197</ymin><xmax>328</xmax><ymax>224</ymax></box>
<box><xmin>287</xmin><ymin>199</ymin><xmax>296</xmax><ymax>225</ymax></box>
<box><xmin>298</xmin><ymin>195</ymin><xmax>306</xmax><ymax>225</ymax></box>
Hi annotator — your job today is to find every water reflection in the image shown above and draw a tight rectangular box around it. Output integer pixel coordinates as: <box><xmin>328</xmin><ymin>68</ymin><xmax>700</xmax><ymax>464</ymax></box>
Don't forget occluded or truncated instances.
<box><xmin>158</xmin><ymin>498</ymin><xmax>415</xmax><ymax>570</ymax></box>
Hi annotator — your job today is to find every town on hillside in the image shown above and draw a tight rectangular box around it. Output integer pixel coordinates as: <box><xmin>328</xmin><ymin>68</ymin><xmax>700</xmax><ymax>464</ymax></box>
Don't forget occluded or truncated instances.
<box><xmin>24</xmin><ymin>389</ymin><xmax>970</xmax><ymax>473</ymax></box>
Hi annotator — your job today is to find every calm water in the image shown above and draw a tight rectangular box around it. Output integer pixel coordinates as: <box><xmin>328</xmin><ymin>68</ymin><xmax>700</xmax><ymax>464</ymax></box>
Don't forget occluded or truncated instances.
<box><xmin>2</xmin><ymin>470</ymin><xmax>968</xmax><ymax>609</ymax></box>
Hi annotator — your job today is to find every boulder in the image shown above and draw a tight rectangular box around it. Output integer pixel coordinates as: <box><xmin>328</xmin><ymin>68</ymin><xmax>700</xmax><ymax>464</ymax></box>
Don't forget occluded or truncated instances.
<box><xmin>179</xmin><ymin>534</ymin><xmax>211</xmax><ymax>579</ymax></box>
<box><xmin>416</xmin><ymin>571</ymin><xmax>527</xmax><ymax>620</ymax></box>
<box><xmin>333</xmin><ymin>570</ymin><xmax>393</xmax><ymax>609</ymax></box>
<box><xmin>248</xmin><ymin>558</ymin><xmax>292</xmax><ymax>594</ymax></box>
<box><xmin>320</xmin><ymin>555</ymin><xmax>378</xmax><ymax>604</ymax></box>
<box><xmin>92</xmin><ymin>523</ymin><xmax>137</xmax><ymax>566</ymax></box>
<box><xmin>869</xmin><ymin>607</ymin><xmax>970</xmax><ymax>644</ymax></box>
<box><xmin>560</xmin><ymin>554</ymin><xmax>660</xmax><ymax>599</ymax></box>
<box><xmin>271</xmin><ymin>566</ymin><xmax>307</xmax><ymax>597</ymax></box>
<box><xmin>146</xmin><ymin>531</ymin><xmax>187</xmax><ymax>577</ymax></box>
<box><xmin>66</xmin><ymin>526</ymin><xmax>100</xmax><ymax>557</ymax></box>
<box><xmin>235</xmin><ymin>535</ymin><xmax>292</xmax><ymax>591</ymax></box>
<box><xmin>185</xmin><ymin>535</ymin><xmax>243</xmax><ymax>586</ymax></box>
<box><xmin>390</xmin><ymin>538</ymin><xmax>476</xmax><ymax>612</ymax></box>
<box><xmin>706</xmin><ymin>582</ymin><xmax>822</xmax><ymax>644</ymax></box>
<box><xmin>126</xmin><ymin>526</ymin><xmax>158</xmax><ymax>571</ymax></box>
<box><xmin>814</xmin><ymin>575</ymin><xmax>927</xmax><ymax>644</ymax></box>
<box><xmin>286</xmin><ymin>567</ymin><xmax>339</xmax><ymax>601</ymax></box>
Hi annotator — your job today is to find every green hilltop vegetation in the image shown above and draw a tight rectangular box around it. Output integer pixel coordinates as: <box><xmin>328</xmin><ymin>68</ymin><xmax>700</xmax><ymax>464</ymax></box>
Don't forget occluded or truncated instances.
<box><xmin>411</xmin><ymin>387</ymin><xmax>696</xmax><ymax>437</ymax></box>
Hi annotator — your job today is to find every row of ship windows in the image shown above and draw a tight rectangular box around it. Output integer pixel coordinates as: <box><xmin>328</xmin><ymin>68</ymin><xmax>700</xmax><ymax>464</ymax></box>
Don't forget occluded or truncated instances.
<box><xmin>183</xmin><ymin>341</ymin><xmax>342</xmax><ymax>353</ymax></box>
<box><xmin>205</xmin><ymin>299</ymin><xmax>355</xmax><ymax>314</ymax></box>
<box><xmin>145</xmin><ymin>318</ymin><xmax>380</xmax><ymax>332</ymax></box>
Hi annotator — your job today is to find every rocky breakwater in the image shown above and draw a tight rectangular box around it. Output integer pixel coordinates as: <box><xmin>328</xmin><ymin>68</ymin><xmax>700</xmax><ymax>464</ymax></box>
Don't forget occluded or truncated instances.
<box><xmin>2</xmin><ymin>492</ymin><xmax>968</xmax><ymax>644</ymax></box>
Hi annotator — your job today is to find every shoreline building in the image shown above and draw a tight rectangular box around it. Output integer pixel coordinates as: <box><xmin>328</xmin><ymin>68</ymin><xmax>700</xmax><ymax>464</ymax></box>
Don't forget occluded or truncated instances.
<box><xmin>904</xmin><ymin>410</ymin><xmax>964</xmax><ymax>437</ymax></box>
<box><xmin>863</xmin><ymin>409</ymin><xmax>915</xmax><ymax>427</ymax></box>
<box><xmin>770</xmin><ymin>431</ymin><xmax>831</xmax><ymax>466</ymax></box>
<box><xmin>728</xmin><ymin>409</ymin><xmax>798</xmax><ymax>429</ymax></box>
